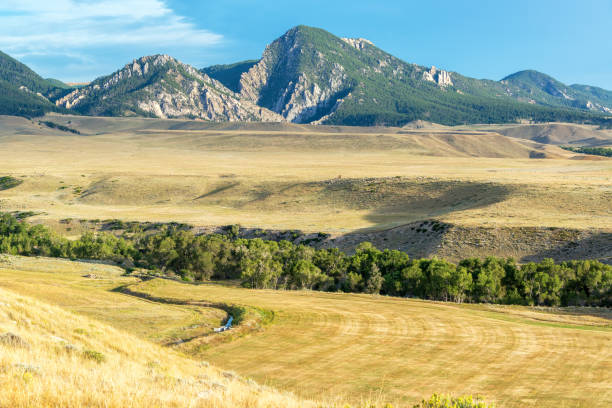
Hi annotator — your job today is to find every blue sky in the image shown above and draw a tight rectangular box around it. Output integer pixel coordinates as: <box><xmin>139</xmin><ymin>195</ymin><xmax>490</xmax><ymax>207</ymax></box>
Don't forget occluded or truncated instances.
<box><xmin>0</xmin><ymin>0</ymin><xmax>610</xmax><ymax>89</ymax></box>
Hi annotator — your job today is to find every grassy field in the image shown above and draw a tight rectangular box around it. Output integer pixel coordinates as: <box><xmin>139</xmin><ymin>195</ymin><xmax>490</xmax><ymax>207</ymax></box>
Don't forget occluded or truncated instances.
<box><xmin>0</xmin><ymin>114</ymin><xmax>610</xmax><ymax>236</ymax></box>
<box><xmin>0</xmin><ymin>255</ymin><xmax>228</xmax><ymax>344</ymax></box>
<box><xmin>0</xmin><ymin>284</ymin><xmax>315</xmax><ymax>407</ymax></box>
<box><xmin>1</xmin><ymin>255</ymin><xmax>610</xmax><ymax>407</ymax></box>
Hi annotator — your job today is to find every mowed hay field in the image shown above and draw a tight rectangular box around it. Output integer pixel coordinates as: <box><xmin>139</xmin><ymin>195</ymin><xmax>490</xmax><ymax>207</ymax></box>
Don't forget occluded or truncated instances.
<box><xmin>0</xmin><ymin>114</ymin><xmax>611</xmax><ymax>235</ymax></box>
<box><xmin>1</xmin><ymin>255</ymin><xmax>610</xmax><ymax>407</ymax></box>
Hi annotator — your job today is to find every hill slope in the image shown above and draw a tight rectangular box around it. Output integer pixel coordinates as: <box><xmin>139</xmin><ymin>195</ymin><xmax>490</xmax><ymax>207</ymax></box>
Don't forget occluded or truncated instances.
<box><xmin>0</xmin><ymin>285</ymin><xmax>313</xmax><ymax>407</ymax></box>
<box><xmin>501</xmin><ymin>70</ymin><xmax>612</xmax><ymax>113</ymax></box>
<box><xmin>56</xmin><ymin>55</ymin><xmax>283</xmax><ymax>121</ymax></box>
<box><xmin>204</xmin><ymin>26</ymin><xmax>610</xmax><ymax>126</ymax></box>
<box><xmin>202</xmin><ymin>60</ymin><xmax>259</xmax><ymax>93</ymax></box>
<box><xmin>0</xmin><ymin>51</ymin><xmax>70</xmax><ymax>117</ymax></box>
<box><xmin>486</xmin><ymin>123</ymin><xmax>612</xmax><ymax>146</ymax></box>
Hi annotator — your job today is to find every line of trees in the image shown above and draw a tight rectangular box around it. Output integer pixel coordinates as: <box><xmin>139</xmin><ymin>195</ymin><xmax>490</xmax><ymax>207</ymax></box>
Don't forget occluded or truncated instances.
<box><xmin>1</xmin><ymin>213</ymin><xmax>610</xmax><ymax>307</ymax></box>
<box><xmin>561</xmin><ymin>145</ymin><xmax>612</xmax><ymax>157</ymax></box>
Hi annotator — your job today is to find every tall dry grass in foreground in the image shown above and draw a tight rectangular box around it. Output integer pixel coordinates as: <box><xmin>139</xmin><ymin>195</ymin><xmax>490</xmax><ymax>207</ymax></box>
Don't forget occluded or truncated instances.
<box><xmin>0</xmin><ymin>287</ymin><xmax>319</xmax><ymax>408</ymax></box>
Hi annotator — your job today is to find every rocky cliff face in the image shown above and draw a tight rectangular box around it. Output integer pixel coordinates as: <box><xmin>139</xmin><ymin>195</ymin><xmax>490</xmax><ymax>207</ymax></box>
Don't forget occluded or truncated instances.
<box><xmin>56</xmin><ymin>55</ymin><xmax>283</xmax><ymax>121</ymax></box>
<box><xmin>237</xmin><ymin>27</ymin><xmax>353</xmax><ymax>123</ymax></box>
<box><xmin>341</xmin><ymin>37</ymin><xmax>374</xmax><ymax>50</ymax></box>
<box><xmin>422</xmin><ymin>66</ymin><xmax>453</xmax><ymax>87</ymax></box>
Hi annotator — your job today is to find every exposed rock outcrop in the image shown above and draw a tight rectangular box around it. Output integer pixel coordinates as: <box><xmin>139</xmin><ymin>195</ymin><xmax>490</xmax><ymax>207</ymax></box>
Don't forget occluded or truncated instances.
<box><xmin>341</xmin><ymin>37</ymin><xmax>374</xmax><ymax>50</ymax></box>
<box><xmin>423</xmin><ymin>66</ymin><xmax>453</xmax><ymax>87</ymax></box>
<box><xmin>237</xmin><ymin>27</ymin><xmax>352</xmax><ymax>123</ymax></box>
<box><xmin>56</xmin><ymin>55</ymin><xmax>283</xmax><ymax>122</ymax></box>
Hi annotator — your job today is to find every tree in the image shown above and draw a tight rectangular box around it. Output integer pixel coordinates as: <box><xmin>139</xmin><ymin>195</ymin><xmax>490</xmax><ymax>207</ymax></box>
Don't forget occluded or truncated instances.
<box><xmin>365</xmin><ymin>264</ymin><xmax>383</xmax><ymax>294</ymax></box>
<box><xmin>448</xmin><ymin>266</ymin><xmax>472</xmax><ymax>303</ymax></box>
<box><xmin>470</xmin><ymin>257</ymin><xmax>506</xmax><ymax>303</ymax></box>
<box><xmin>289</xmin><ymin>259</ymin><xmax>331</xmax><ymax>290</ymax></box>
<box><xmin>240</xmin><ymin>250</ymin><xmax>282</xmax><ymax>289</ymax></box>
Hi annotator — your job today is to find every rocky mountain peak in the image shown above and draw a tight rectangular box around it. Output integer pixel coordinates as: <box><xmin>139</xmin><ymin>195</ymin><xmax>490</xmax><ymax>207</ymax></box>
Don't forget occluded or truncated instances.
<box><xmin>236</xmin><ymin>26</ymin><xmax>353</xmax><ymax>123</ymax></box>
<box><xmin>54</xmin><ymin>54</ymin><xmax>283</xmax><ymax>122</ymax></box>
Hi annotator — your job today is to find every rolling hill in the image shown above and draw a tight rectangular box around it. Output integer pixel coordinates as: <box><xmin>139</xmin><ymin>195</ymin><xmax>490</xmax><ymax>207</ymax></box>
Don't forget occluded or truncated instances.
<box><xmin>0</xmin><ymin>282</ymin><xmax>314</xmax><ymax>407</ymax></box>
<box><xmin>484</xmin><ymin>123</ymin><xmax>612</xmax><ymax>146</ymax></box>
<box><xmin>501</xmin><ymin>70</ymin><xmax>612</xmax><ymax>113</ymax></box>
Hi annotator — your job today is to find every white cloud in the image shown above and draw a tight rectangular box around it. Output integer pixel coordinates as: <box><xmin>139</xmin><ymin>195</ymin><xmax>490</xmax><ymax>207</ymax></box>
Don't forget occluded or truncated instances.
<box><xmin>0</xmin><ymin>0</ymin><xmax>223</xmax><ymax>54</ymax></box>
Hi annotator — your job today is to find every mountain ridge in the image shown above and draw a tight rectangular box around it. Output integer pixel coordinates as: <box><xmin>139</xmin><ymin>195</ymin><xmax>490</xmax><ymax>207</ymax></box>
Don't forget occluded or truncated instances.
<box><xmin>501</xmin><ymin>69</ymin><xmax>612</xmax><ymax>114</ymax></box>
<box><xmin>1</xmin><ymin>25</ymin><xmax>611</xmax><ymax>125</ymax></box>
<box><xmin>55</xmin><ymin>54</ymin><xmax>283</xmax><ymax>122</ymax></box>
<box><xmin>204</xmin><ymin>25</ymin><xmax>611</xmax><ymax>126</ymax></box>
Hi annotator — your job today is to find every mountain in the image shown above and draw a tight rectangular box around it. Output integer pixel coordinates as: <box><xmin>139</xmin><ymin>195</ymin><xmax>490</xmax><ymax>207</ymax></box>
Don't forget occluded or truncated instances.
<box><xmin>56</xmin><ymin>55</ymin><xmax>283</xmax><ymax>122</ymax></box>
<box><xmin>570</xmin><ymin>84</ymin><xmax>612</xmax><ymax>111</ymax></box>
<box><xmin>5</xmin><ymin>26</ymin><xmax>608</xmax><ymax>125</ymax></box>
<box><xmin>0</xmin><ymin>51</ymin><xmax>70</xmax><ymax>117</ymax></box>
<box><xmin>204</xmin><ymin>25</ymin><xmax>611</xmax><ymax>126</ymax></box>
<box><xmin>501</xmin><ymin>70</ymin><xmax>612</xmax><ymax>114</ymax></box>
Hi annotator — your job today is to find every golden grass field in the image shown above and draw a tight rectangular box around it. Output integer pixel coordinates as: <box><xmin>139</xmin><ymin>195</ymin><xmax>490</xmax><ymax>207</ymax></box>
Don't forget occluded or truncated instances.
<box><xmin>1</xmin><ymin>255</ymin><xmax>610</xmax><ymax>407</ymax></box>
<box><xmin>0</xmin><ymin>114</ymin><xmax>610</xmax><ymax>236</ymax></box>
<box><xmin>0</xmin><ymin>285</ymin><xmax>317</xmax><ymax>407</ymax></box>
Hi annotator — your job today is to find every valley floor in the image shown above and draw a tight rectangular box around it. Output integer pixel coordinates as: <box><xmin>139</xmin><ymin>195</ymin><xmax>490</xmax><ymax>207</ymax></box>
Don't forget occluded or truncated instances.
<box><xmin>1</xmin><ymin>115</ymin><xmax>611</xmax><ymax>405</ymax></box>
<box><xmin>0</xmin><ymin>115</ymin><xmax>611</xmax><ymax>262</ymax></box>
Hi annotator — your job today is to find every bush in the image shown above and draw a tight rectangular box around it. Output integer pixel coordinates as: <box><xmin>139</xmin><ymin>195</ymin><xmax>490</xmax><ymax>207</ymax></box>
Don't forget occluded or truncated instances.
<box><xmin>82</xmin><ymin>349</ymin><xmax>106</xmax><ymax>363</ymax></box>
<box><xmin>413</xmin><ymin>394</ymin><xmax>494</xmax><ymax>408</ymax></box>
<box><xmin>0</xmin><ymin>176</ymin><xmax>22</xmax><ymax>191</ymax></box>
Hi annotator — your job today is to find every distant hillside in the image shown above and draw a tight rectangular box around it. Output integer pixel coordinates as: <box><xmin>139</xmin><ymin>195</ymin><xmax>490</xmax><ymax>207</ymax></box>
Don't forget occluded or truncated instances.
<box><xmin>489</xmin><ymin>123</ymin><xmax>612</xmax><ymax>146</ymax></box>
<box><xmin>204</xmin><ymin>26</ymin><xmax>610</xmax><ymax>126</ymax></box>
<box><xmin>501</xmin><ymin>70</ymin><xmax>612</xmax><ymax>113</ymax></box>
<box><xmin>55</xmin><ymin>54</ymin><xmax>282</xmax><ymax>121</ymax></box>
<box><xmin>44</xmin><ymin>78</ymin><xmax>72</xmax><ymax>89</ymax></box>
<box><xmin>0</xmin><ymin>51</ymin><xmax>71</xmax><ymax>117</ymax></box>
<box><xmin>570</xmin><ymin>83</ymin><xmax>612</xmax><ymax>108</ymax></box>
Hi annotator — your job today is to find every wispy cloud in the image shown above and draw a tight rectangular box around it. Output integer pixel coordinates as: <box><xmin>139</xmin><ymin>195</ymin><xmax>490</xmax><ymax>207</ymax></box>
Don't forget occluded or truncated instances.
<box><xmin>0</xmin><ymin>0</ymin><xmax>223</xmax><ymax>54</ymax></box>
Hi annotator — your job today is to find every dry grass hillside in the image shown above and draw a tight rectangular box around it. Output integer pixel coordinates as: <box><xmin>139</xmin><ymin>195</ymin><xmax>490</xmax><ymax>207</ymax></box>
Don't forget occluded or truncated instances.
<box><xmin>0</xmin><ymin>255</ymin><xmax>610</xmax><ymax>407</ymax></box>
<box><xmin>462</xmin><ymin>122</ymin><xmax>612</xmax><ymax>147</ymax></box>
<box><xmin>0</xmin><ymin>286</ymin><xmax>319</xmax><ymax>408</ymax></box>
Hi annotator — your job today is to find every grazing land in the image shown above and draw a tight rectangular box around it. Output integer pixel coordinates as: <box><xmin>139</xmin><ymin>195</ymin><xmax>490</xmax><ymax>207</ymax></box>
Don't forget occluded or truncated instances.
<box><xmin>0</xmin><ymin>114</ymin><xmax>611</xmax><ymax>262</ymax></box>
<box><xmin>0</xmin><ymin>255</ymin><xmax>610</xmax><ymax>407</ymax></box>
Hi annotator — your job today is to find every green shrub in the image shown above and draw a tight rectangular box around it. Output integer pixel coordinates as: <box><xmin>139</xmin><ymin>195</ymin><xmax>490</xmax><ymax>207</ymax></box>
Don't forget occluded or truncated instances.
<box><xmin>561</xmin><ymin>145</ymin><xmax>612</xmax><ymax>157</ymax></box>
<box><xmin>82</xmin><ymin>349</ymin><xmax>106</xmax><ymax>363</ymax></box>
<box><xmin>0</xmin><ymin>176</ymin><xmax>22</xmax><ymax>191</ymax></box>
<box><xmin>413</xmin><ymin>394</ymin><xmax>494</xmax><ymax>408</ymax></box>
